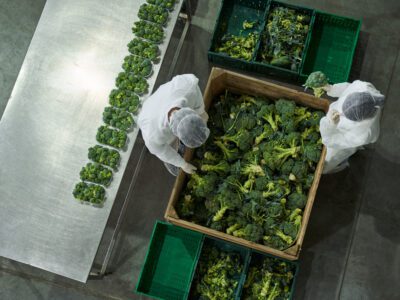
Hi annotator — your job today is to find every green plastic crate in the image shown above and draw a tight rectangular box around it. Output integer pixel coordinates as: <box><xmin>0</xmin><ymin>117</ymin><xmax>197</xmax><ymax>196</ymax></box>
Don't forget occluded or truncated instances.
<box><xmin>299</xmin><ymin>12</ymin><xmax>361</xmax><ymax>83</ymax></box>
<box><xmin>135</xmin><ymin>221</ymin><xmax>203</xmax><ymax>300</ymax></box>
<box><xmin>136</xmin><ymin>222</ymin><xmax>301</xmax><ymax>300</ymax></box>
<box><xmin>208</xmin><ymin>0</ymin><xmax>268</xmax><ymax>69</ymax></box>
<box><xmin>188</xmin><ymin>237</ymin><xmax>251</xmax><ymax>300</ymax></box>
<box><xmin>252</xmin><ymin>0</ymin><xmax>315</xmax><ymax>81</ymax></box>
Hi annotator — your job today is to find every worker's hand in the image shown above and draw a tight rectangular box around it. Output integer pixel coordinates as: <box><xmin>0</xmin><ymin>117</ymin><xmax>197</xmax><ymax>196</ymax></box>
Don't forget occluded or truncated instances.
<box><xmin>182</xmin><ymin>162</ymin><xmax>197</xmax><ymax>174</ymax></box>
<box><xmin>199</xmin><ymin>111</ymin><xmax>209</xmax><ymax>123</ymax></box>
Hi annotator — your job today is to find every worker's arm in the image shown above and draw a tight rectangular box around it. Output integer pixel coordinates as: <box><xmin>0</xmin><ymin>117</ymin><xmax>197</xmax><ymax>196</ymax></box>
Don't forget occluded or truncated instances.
<box><xmin>146</xmin><ymin>141</ymin><xmax>186</xmax><ymax>168</ymax></box>
<box><xmin>192</xmin><ymin>84</ymin><xmax>208</xmax><ymax>122</ymax></box>
<box><xmin>325</xmin><ymin>82</ymin><xmax>351</xmax><ymax>97</ymax></box>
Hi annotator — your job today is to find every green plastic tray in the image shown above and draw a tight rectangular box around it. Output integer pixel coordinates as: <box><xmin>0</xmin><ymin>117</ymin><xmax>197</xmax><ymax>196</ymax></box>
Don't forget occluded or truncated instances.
<box><xmin>188</xmin><ymin>237</ymin><xmax>251</xmax><ymax>300</ymax></box>
<box><xmin>135</xmin><ymin>221</ymin><xmax>203</xmax><ymax>300</ymax></box>
<box><xmin>300</xmin><ymin>12</ymin><xmax>361</xmax><ymax>83</ymax></box>
<box><xmin>208</xmin><ymin>0</ymin><xmax>268</xmax><ymax>68</ymax></box>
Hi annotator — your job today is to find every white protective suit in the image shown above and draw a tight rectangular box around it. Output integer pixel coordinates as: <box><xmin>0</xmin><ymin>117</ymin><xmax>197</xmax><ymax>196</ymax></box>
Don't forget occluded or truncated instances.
<box><xmin>138</xmin><ymin>74</ymin><xmax>207</xmax><ymax>169</ymax></box>
<box><xmin>320</xmin><ymin>80</ymin><xmax>384</xmax><ymax>173</ymax></box>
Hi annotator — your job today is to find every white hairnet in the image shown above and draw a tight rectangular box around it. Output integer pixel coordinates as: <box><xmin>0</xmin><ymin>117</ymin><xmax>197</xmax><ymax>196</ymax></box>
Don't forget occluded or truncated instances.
<box><xmin>342</xmin><ymin>92</ymin><xmax>385</xmax><ymax>121</ymax></box>
<box><xmin>170</xmin><ymin>107</ymin><xmax>210</xmax><ymax>148</ymax></box>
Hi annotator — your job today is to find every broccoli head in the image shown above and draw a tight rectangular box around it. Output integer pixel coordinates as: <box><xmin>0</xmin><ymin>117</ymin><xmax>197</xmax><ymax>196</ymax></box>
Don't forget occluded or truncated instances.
<box><xmin>220</xmin><ymin>129</ymin><xmax>253</xmax><ymax>151</ymax></box>
<box><xmin>232</xmin><ymin>223</ymin><xmax>264</xmax><ymax>242</ymax></box>
<box><xmin>187</xmin><ymin>173</ymin><xmax>218</xmax><ymax>198</ymax></box>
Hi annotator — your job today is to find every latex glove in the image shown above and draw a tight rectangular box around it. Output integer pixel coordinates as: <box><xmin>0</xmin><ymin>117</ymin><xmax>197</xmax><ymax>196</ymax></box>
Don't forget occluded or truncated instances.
<box><xmin>182</xmin><ymin>162</ymin><xmax>197</xmax><ymax>174</ymax></box>
<box><xmin>199</xmin><ymin>111</ymin><xmax>209</xmax><ymax>123</ymax></box>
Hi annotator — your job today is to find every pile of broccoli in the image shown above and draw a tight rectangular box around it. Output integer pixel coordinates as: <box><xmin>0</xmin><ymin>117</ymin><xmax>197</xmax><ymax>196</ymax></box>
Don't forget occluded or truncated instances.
<box><xmin>132</xmin><ymin>20</ymin><xmax>164</xmax><ymax>43</ymax></box>
<box><xmin>96</xmin><ymin>125</ymin><xmax>127</xmax><ymax>149</ymax></box>
<box><xmin>242</xmin><ymin>256</ymin><xmax>296</xmax><ymax>300</ymax></box>
<box><xmin>122</xmin><ymin>55</ymin><xmax>152</xmax><ymax>77</ymax></box>
<box><xmin>80</xmin><ymin>163</ymin><xmax>113</xmax><ymax>186</ymax></box>
<box><xmin>73</xmin><ymin>182</ymin><xmax>105</xmax><ymax>204</ymax></box>
<box><xmin>177</xmin><ymin>91</ymin><xmax>324</xmax><ymax>250</ymax></box>
<box><xmin>127</xmin><ymin>38</ymin><xmax>160</xmax><ymax>62</ymax></box>
<box><xmin>138</xmin><ymin>3</ymin><xmax>169</xmax><ymax>26</ymax></box>
<box><xmin>191</xmin><ymin>245</ymin><xmax>243</xmax><ymax>299</ymax></box>
<box><xmin>216</xmin><ymin>32</ymin><xmax>257</xmax><ymax>61</ymax></box>
<box><xmin>261</xmin><ymin>6</ymin><xmax>310</xmax><ymax>71</ymax></box>
<box><xmin>115</xmin><ymin>72</ymin><xmax>149</xmax><ymax>95</ymax></box>
<box><xmin>102</xmin><ymin>106</ymin><xmax>135</xmax><ymax>131</ymax></box>
<box><xmin>88</xmin><ymin>145</ymin><xmax>121</xmax><ymax>170</ymax></box>
<box><xmin>109</xmin><ymin>89</ymin><xmax>141</xmax><ymax>114</ymax></box>
<box><xmin>146</xmin><ymin>0</ymin><xmax>176</xmax><ymax>11</ymax></box>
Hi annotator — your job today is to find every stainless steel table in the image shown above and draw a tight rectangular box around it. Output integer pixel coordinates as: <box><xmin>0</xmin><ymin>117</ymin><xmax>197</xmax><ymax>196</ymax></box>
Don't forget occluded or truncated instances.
<box><xmin>0</xmin><ymin>0</ymin><xmax>183</xmax><ymax>283</ymax></box>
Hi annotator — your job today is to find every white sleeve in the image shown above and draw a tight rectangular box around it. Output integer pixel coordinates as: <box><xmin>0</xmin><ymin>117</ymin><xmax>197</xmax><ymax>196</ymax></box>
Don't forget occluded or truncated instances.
<box><xmin>192</xmin><ymin>84</ymin><xmax>205</xmax><ymax>114</ymax></box>
<box><xmin>145</xmin><ymin>141</ymin><xmax>186</xmax><ymax>168</ymax></box>
<box><xmin>327</xmin><ymin>82</ymin><xmax>351</xmax><ymax>98</ymax></box>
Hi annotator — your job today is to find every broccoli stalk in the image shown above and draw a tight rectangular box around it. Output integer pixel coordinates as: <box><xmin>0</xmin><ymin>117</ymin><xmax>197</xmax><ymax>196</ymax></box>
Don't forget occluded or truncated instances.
<box><xmin>275</xmin><ymin>229</ymin><xmax>293</xmax><ymax>245</ymax></box>
<box><xmin>214</xmin><ymin>140</ymin><xmax>239</xmax><ymax>161</ymax></box>
<box><xmin>260</xmin><ymin>272</ymin><xmax>273</xmax><ymax>297</ymax></box>
<box><xmin>262</xmin><ymin>182</ymin><xmax>280</xmax><ymax>198</ymax></box>
<box><xmin>257</xmin><ymin>105</ymin><xmax>279</xmax><ymax>131</ymax></box>
<box><xmin>255</xmin><ymin>124</ymin><xmax>274</xmax><ymax>145</ymax></box>
<box><xmin>267</xmin><ymin>282</ymin><xmax>281</xmax><ymax>300</ymax></box>
<box><xmin>201</xmin><ymin>160</ymin><xmax>230</xmax><ymax>174</ymax></box>
<box><xmin>226</xmin><ymin>223</ymin><xmax>242</xmax><ymax>235</ymax></box>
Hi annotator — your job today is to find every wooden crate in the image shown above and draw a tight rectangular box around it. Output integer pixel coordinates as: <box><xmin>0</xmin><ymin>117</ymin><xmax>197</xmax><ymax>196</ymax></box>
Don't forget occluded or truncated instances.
<box><xmin>165</xmin><ymin>67</ymin><xmax>329</xmax><ymax>260</ymax></box>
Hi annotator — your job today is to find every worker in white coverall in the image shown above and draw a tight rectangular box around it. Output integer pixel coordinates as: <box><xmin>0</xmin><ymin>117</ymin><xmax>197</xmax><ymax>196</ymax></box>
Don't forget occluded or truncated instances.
<box><xmin>320</xmin><ymin>80</ymin><xmax>385</xmax><ymax>173</ymax></box>
<box><xmin>138</xmin><ymin>74</ymin><xmax>210</xmax><ymax>176</ymax></box>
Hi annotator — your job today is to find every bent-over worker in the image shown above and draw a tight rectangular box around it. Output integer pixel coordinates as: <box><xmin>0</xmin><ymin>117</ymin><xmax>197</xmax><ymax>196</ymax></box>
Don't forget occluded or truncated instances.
<box><xmin>138</xmin><ymin>74</ymin><xmax>210</xmax><ymax>176</ymax></box>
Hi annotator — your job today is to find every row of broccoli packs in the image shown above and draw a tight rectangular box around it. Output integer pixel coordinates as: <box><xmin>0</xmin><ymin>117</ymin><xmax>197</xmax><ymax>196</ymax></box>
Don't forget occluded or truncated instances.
<box><xmin>177</xmin><ymin>90</ymin><xmax>324</xmax><ymax>251</ymax></box>
<box><xmin>190</xmin><ymin>243</ymin><xmax>296</xmax><ymax>300</ymax></box>
<box><xmin>216</xmin><ymin>5</ymin><xmax>310</xmax><ymax>71</ymax></box>
<box><xmin>73</xmin><ymin>0</ymin><xmax>176</xmax><ymax>205</ymax></box>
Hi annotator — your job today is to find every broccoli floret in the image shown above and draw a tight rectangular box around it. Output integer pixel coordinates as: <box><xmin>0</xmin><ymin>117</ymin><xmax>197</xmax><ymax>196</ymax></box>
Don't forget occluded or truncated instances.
<box><xmin>232</xmin><ymin>223</ymin><xmax>264</xmax><ymax>242</ymax></box>
<box><xmin>291</xmin><ymin>160</ymin><xmax>308</xmax><ymax>181</ymax></box>
<box><xmin>220</xmin><ymin>129</ymin><xmax>253</xmax><ymax>151</ymax></box>
<box><xmin>187</xmin><ymin>173</ymin><xmax>218</xmax><ymax>198</ymax></box>
<box><xmin>303</xmin><ymin>142</ymin><xmax>322</xmax><ymax>163</ymax></box>
<box><xmin>203</xmin><ymin>151</ymin><xmax>220</xmax><ymax>163</ymax></box>
<box><xmin>241</xmin><ymin>161</ymin><xmax>265</xmax><ymax>177</ymax></box>
<box><xmin>281</xmin><ymin>159</ymin><xmax>295</xmax><ymax>175</ymax></box>
<box><xmin>287</xmin><ymin>185</ymin><xmax>307</xmax><ymax>209</ymax></box>
<box><xmin>254</xmin><ymin>124</ymin><xmax>274</xmax><ymax>145</ymax></box>
<box><xmin>214</xmin><ymin>140</ymin><xmax>239</xmax><ymax>161</ymax></box>
<box><xmin>201</xmin><ymin>160</ymin><xmax>230</xmax><ymax>174</ymax></box>
<box><xmin>207</xmin><ymin>189</ymin><xmax>241</xmax><ymax>222</ymax></box>
<box><xmin>282</xmin><ymin>212</ymin><xmax>302</xmax><ymax>239</ymax></box>
<box><xmin>257</xmin><ymin>104</ymin><xmax>279</xmax><ymax>131</ymax></box>
<box><xmin>177</xmin><ymin>194</ymin><xmax>195</xmax><ymax>218</ymax></box>
<box><xmin>275</xmin><ymin>99</ymin><xmax>296</xmax><ymax>118</ymax></box>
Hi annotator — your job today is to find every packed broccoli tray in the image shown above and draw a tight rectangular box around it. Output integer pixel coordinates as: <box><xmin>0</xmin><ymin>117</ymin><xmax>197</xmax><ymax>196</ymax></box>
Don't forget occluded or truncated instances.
<box><xmin>176</xmin><ymin>90</ymin><xmax>324</xmax><ymax>251</ymax></box>
<box><xmin>72</xmin><ymin>0</ymin><xmax>177</xmax><ymax>206</ymax></box>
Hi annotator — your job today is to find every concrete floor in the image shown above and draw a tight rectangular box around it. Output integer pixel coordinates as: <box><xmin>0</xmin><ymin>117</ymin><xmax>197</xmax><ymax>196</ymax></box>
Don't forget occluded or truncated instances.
<box><xmin>1</xmin><ymin>0</ymin><xmax>399</xmax><ymax>299</ymax></box>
